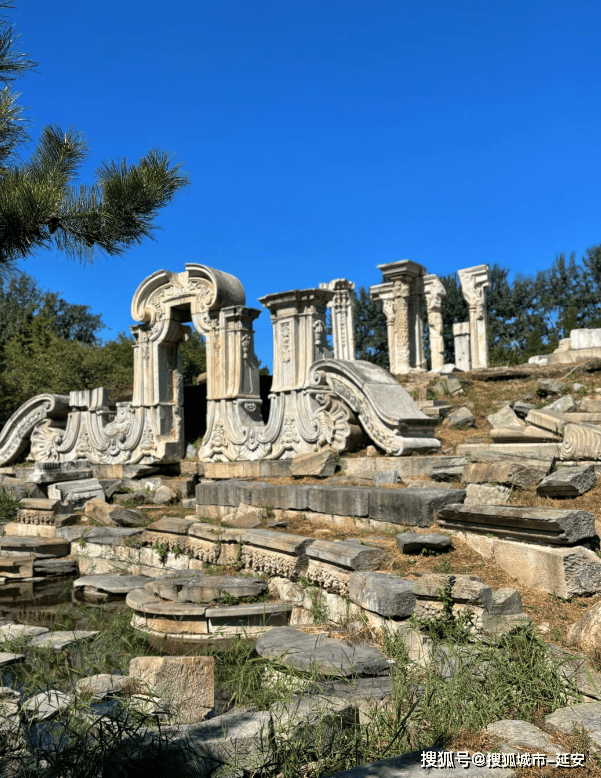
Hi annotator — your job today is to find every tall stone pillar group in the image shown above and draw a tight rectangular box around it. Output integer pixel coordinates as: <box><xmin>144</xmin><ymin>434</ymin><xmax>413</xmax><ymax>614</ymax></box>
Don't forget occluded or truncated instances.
<box><xmin>368</xmin><ymin>260</ymin><xmax>490</xmax><ymax>373</ymax></box>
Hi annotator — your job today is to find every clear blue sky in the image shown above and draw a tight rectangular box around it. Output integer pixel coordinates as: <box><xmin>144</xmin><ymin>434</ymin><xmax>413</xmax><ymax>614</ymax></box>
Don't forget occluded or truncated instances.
<box><xmin>11</xmin><ymin>0</ymin><xmax>601</xmax><ymax>367</ymax></box>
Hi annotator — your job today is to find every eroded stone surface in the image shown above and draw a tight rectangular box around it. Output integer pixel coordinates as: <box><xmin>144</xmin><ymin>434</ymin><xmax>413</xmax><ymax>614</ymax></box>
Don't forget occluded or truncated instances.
<box><xmin>255</xmin><ymin>627</ymin><xmax>390</xmax><ymax>677</ymax></box>
<box><xmin>129</xmin><ymin>655</ymin><xmax>214</xmax><ymax>724</ymax></box>
<box><xmin>395</xmin><ymin>533</ymin><xmax>452</xmax><ymax>554</ymax></box>
<box><xmin>537</xmin><ymin>465</ymin><xmax>596</xmax><ymax>497</ymax></box>
<box><xmin>348</xmin><ymin>572</ymin><xmax>415</xmax><ymax>617</ymax></box>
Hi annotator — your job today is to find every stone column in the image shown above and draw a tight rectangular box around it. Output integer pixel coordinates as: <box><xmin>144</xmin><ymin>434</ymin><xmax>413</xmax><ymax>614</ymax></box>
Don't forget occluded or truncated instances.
<box><xmin>319</xmin><ymin>279</ymin><xmax>356</xmax><ymax>361</ymax></box>
<box><xmin>369</xmin><ymin>260</ymin><xmax>426</xmax><ymax>373</ymax></box>
<box><xmin>452</xmin><ymin>322</ymin><xmax>471</xmax><ymax>371</ymax></box>
<box><xmin>424</xmin><ymin>274</ymin><xmax>446</xmax><ymax>371</ymax></box>
<box><xmin>259</xmin><ymin>288</ymin><xmax>334</xmax><ymax>393</ymax></box>
<box><xmin>458</xmin><ymin>264</ymin><xmax>490</xmax><ymax>369</ymax></box>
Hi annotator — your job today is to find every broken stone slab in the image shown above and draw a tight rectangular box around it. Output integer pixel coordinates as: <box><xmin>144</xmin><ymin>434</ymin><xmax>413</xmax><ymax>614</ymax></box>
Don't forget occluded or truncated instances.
<box><xmin>430</xmin><ymin>464</ymin><xmax>464</xmax><ymax>481</ymax></box>
<box><xmin>76</xmin><ymin>674</ymin><xmax>133</xmax><ymax>702</ymax></box>
<box><xmin>545</xmin><ymin>702</ymin><xmax>601</xmax><ymax>750</ymax></box>
<box><xmin>437</xmin><ymin>504</ymin><xmax>596</xmax><ymax>545</ymax></box>
<box><xmin>560</xmin><ymin>422</ymin><xmax>601</xmax><ymax>460</ymax></box>
<box><xmin>29</xmin><ymin>465</ymin><xmax>92</xmax><ymax>485</ymax></box>
<box><xmin>547</xmin><ymin>644</ymin><xmax>601</xmax><ymax>700</ymax></box>
<box><xmin>149</xmin><ymin>708</ymin><xmax>272</xmax><ymax>775</ymax></box>
<box><xmin>74</xmin><ymin>574</ymin><xmax>151</xmax><ymax>596</ymax></box>
<box><xmin>340</xmin><ymin>456</ymin><xmax>467</xmax><ymax>480</ymax></box>
<box><xmin>545</xmin><ymin>394</ymin><xmax>577</xmax><ymax>412</ymax></box>
<box><xmin>0</xmin><ymin>556</ymin><xmax>35</xmax><ymax>578</ymax></box>
<box><xmin>145</xmin><ymin>517</ymin><xmax>197</xmax><ymax>535</ymax></box>
<box><xmin>22</xmin><ymin>691</ymin><xmax>71</xmax><ymax>723</ymax></box>
<box><xmin>460</xmin><ymin>534</ymin><xmax>601</xmax><ymax>598</ymax></box>
<box><xmin>443</xmin><ymin>407</ymin><xmax>475</xmax><ymax>428</ymax></box>
<box><xmin>206</xmin><ymin>602</ymin><xmax>292</xmax><ymax>633</ymax></box>
<box><xmin>270</xmin><ymin>693</ymin><xmax>357</xmax><ymax>741</ymax></box>
<box><xmin>490</xmin><ymin>426</ymin><xmax>561</xmax><ymax>443</ymax></box>
<box><xmin>145</xmin><ymin>572</ymin><xmax>268</xmax><ymax>603</ymax></box>
<box><xmin>413</xmin><ymin>574</ymin><xmax>493</xmax><ymax>608</ymax></box>
<box><xmin>567</xmin><ymin>599</ymin><xmax>601</xmax><ymax>653</ymax></box>
<box><xmin>537</xmin><ymin>464</ymin><xmax>596</xmax><ymax>497</ymax></box>
<box><xmin>307</xmin><ymin>540</ymin><xmax>386</xmax><ymax>571</ymax></box>
<box><xmin>513</xmin><ymin>400</ymin><xmax>535</xmax><ymax>417</ymax></box>
<box><xmin>464</xmin><ymin>483</ymin><xmax>511</xmax><ymax>506</ymax></box>
<box><xmin>489</xmin><ymin>588</ymin><xmax>523</xmax><ymax>616</ymax></box>
<box><xmin>487</xmin><ymin>406</ymin><xmax>526</xmax><ymax>429</ymax></box>
<box><xmin>241</xmin><ymin>528</ymin><xmax>314</xmax><ymax>556</ymax></box>
<box><xmin>188</xmin><ymin>522</ymin><xmax>244</xmax><ymax>544</ymax></box>
<box><xmin>28</xmin><ymin>630</ymin><xmax>99</xmax><ymax>650</ymax></box>
<box><xmin>307</xmin><ymin>486</ymin><xmax>369</xmax><ymax>517</ymax></box>
<box><xmin>580</xmin><ymin>397</ymin><xmax>601</xmax><ymax>413</ymax></box>
<box><xmin>255</xmin><ymin>627</ymin><xmax>390</xmax><ymax>677</ymax></box>
<box><xmin>81</xmin><ymin>528</ymin><xmax>144</xmax><ymax>545</ymax></box>
<box><xmin>47</xmin><ymin>478</ymin><xmax>105</xmax><ymax>506</ymax></box>
<box><xmin>395</xmin><ymin>533</ymin><xmax>452</xmax><ymax>554</ymax></box>
<box><xmin>480</xmin><ymin>613</ymin><xmax>532</xmax><ymax>639</ymax></box>
<box><xmin>0</xmin><ymin>652</ymin><xmax>24</xmax><ymax>667</ymax></box>
<box><xmin>348</xmin><ymin>573</ymin><xmax>415</xmax><ymax>617</ymax></box>
<box><xmin>0</xmin><ymin>623</ymin><xmax>49</xmax><ymax>639</ymax></box>
<box><xmin>462</xmin><ymin>460</ymin><xmax>550</xmax><ymax>490</ymax></box>
<box><xmin>247</xmin><ymin>482</ymin><xmax>310</xmax><ymax>511</ymax></box>
<box><xmin>18</xmin><ymin>498</ymin><xmax>61</xmax><ymax>512</ymax></box>
<box><xmin>537</xmin><ymin>378</ymin><xmax>567</xmax><ymax>395</ymax></box>
<box><xmin>84</xmin><ymin>497</ymin><xmax>148</xmax><ymax>527</ymax></box>
<box><xmin>153</xmin><ymin>485</ymin><xmax>178</xmax><ymax>505</ymax></box>
<box><xmin>486</xmin><ymin>719</ymin><xmax>563</xmax><ymax>754</ymax></box>
<box><xmin>290</xmin><ymin>450</ymin><xmax>338</xmax><ymax>478</ymax></box>
<box><xmin>368</xmin><ymin>487</ymin><xmax>464</xmax><ymax>526</ymax></box>
<box><xmin>373</xmin><ymin>470</ymin><xmax>400</xmax><ymax>487</ymax></box>
<box><xmin>457</xmin><ymin>442</ymin><xmax>559</xmax><ymax>459</ymax></box>
<box><xmin>0</xmin><ymin>536</ymin><xmax>70</xmax><ymax>558</ymax></box>
<box><xmin>129</xmin><ymin>655</ymin><xmax>214</xmax><ymax>725</ymax></box>
<box><xmin>33</xmin><ymin>558</ymin><xmax>78</xmax><ymax>576</ymax></box>
<box><xmin>227</xmin><ymin>513</ymin><xmax>262</xmax><ymax>528</ymax></box>
<box><xmin>527</xmin><ymin>409</ymin><xmax>567</xmax><ymax>434</ymax></box>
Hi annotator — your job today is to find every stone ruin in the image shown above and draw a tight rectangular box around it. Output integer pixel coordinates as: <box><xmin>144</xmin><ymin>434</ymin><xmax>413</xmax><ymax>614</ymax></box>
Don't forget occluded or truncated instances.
<box><xmin>369</xmin><ymin>260</ymin><xmax>490</xmax><ymax>374</ymax></box>
<box><xmin>0</xmin><ymin>260</ymin><xmax>493</xmax><ymax>468</ymax></box>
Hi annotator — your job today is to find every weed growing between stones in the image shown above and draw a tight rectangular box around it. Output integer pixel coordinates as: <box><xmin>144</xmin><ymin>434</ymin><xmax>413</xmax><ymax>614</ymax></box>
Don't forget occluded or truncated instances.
<box><xmin>0</xmin><ymin>486</ymin><xmax>18</xmax><ymax>521</ymax></box>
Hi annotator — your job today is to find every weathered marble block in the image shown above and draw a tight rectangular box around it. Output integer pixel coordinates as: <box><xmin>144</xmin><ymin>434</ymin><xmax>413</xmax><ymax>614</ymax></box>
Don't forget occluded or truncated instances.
<box><xmin>437</xmin><ymin>504</ymin><xmax>596</xmax><ymax>545</ymax></box>
<box><xmin>306</xmin><ymin>486</ymin><xmax>369</xmax><ymax>517</ymax></box>
<box><xmin>348</xmin><ymin>572</ymin><xmax>415</xmax><ymax>617</ymax></box>
<box><xmin>368</xmin><ymin>487</ymin><xmax>464</xmax><ymax>525</ymax></box>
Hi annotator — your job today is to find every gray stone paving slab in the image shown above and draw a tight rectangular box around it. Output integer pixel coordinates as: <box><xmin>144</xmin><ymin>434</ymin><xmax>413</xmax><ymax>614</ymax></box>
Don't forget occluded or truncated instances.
<box><xmin>348</xmin><ymin>572</ymin><xmax>415</xmax><ymax>617</ymax></box>
<box><xmin>255</xmin><ymin>627</ymin><xmax>390</xmax><ymax>677</ymax></box>
<box><xmin>369</xmin><ymin>487</ymin><xmax>464</xmax><ymax>526</ymax></box>
<box><xmin>28</xmin><ymin>630</ymin><xmax>99</xmax><ymax>650</ymax></box>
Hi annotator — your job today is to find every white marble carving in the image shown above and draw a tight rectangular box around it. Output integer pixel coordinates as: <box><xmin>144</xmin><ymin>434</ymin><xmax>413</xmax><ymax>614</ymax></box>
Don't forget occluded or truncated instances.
<box><xmin>458</xmin><ymin>264</ymin><xmax>490</xmax><ymax>370</ymax></box>
<box><xmin>319</xmin><ymin>279</ymin><xmax>356</xmax><ymax>361</ymax></box>
<box><xmin>369</xmin><ymin>261</ymin><xmax>427</xmax><ymax>374</ymax></box>
<box><xmin>423</xmin><ymin>274</ymin><xmax>446</xmax><ymax>371</ymax></box>
<box><xmin>0</xmin><ymin>264</ymin><xmax>440</xmax><ymax>466</ymax></box>
<box><xmin>452</xmin><ymin>322</ymin><xmax>471</xmax><ymax>371</ymax></box>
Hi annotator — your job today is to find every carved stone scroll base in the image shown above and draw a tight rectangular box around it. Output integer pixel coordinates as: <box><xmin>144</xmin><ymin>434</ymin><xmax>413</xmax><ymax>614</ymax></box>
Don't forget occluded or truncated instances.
<box><xmin>560</xmin><ymin>423</ymin><xmax>601</xmax><ymax>461</ymax></box>
<box><xmin>27</xmin><ymin>392</ymin><xmax>183</xmax><ymax>465</ymax></box>
<box><xmin>0</xmin><ymin>394</ymin><xmax>70</xmax><ymax>466</ymax></box>
<box><xmin>309</xmin><ymin>359</ymin><xmax>441</xmax><ymax>456</ymax></box>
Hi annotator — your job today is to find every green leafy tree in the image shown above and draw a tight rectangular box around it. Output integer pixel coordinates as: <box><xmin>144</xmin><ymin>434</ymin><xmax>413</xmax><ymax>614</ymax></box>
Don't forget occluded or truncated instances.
<box><xmin>353</xmin><ymin>286</ymin><xmax>389</xmax><ymax>368</ymax></box>
<box><xmin>0</xmin><ymin>3</ymin><xmax>189</xmax><ymax>274</ymax></box>
<box><xmin>180</xmin><ymin>331</ymin><xmax>207</xmax><ymax>386</ymax></box>
<box><xmin>0</xmin><ymin>322</ymin><xmax>134</xmax><ymax>418</ymax></box>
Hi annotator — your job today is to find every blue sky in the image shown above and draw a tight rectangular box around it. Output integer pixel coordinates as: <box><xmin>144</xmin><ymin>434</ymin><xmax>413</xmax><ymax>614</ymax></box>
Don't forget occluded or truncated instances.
<box><xmin>11</xmin><ymin>0</ymin><xmax>601</xmax><ymax>367</ymax></box>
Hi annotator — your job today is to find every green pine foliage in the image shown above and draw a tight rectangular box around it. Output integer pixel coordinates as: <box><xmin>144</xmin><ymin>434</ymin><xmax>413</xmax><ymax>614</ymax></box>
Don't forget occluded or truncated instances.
<box><xmin>0</xmin><ymin>3</ymin><xmax>189</xmax><ymax>274</ymax></box>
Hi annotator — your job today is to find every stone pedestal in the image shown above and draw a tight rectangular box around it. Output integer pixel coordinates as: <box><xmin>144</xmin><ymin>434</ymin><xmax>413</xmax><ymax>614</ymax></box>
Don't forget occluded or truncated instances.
<box><xmin>453</xmin><ymin>322</ymin><xmax>471</xmax><ymax>371</ymax></box>
<box><xmin>458</xmin><ymin>265</ymin><xmax>490</xmax><ymax>369</ymax></box>
<box><xmin>369</xmin><ymin>261</ymin><xmax>426</xmax><ymax>373</ymax></box>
